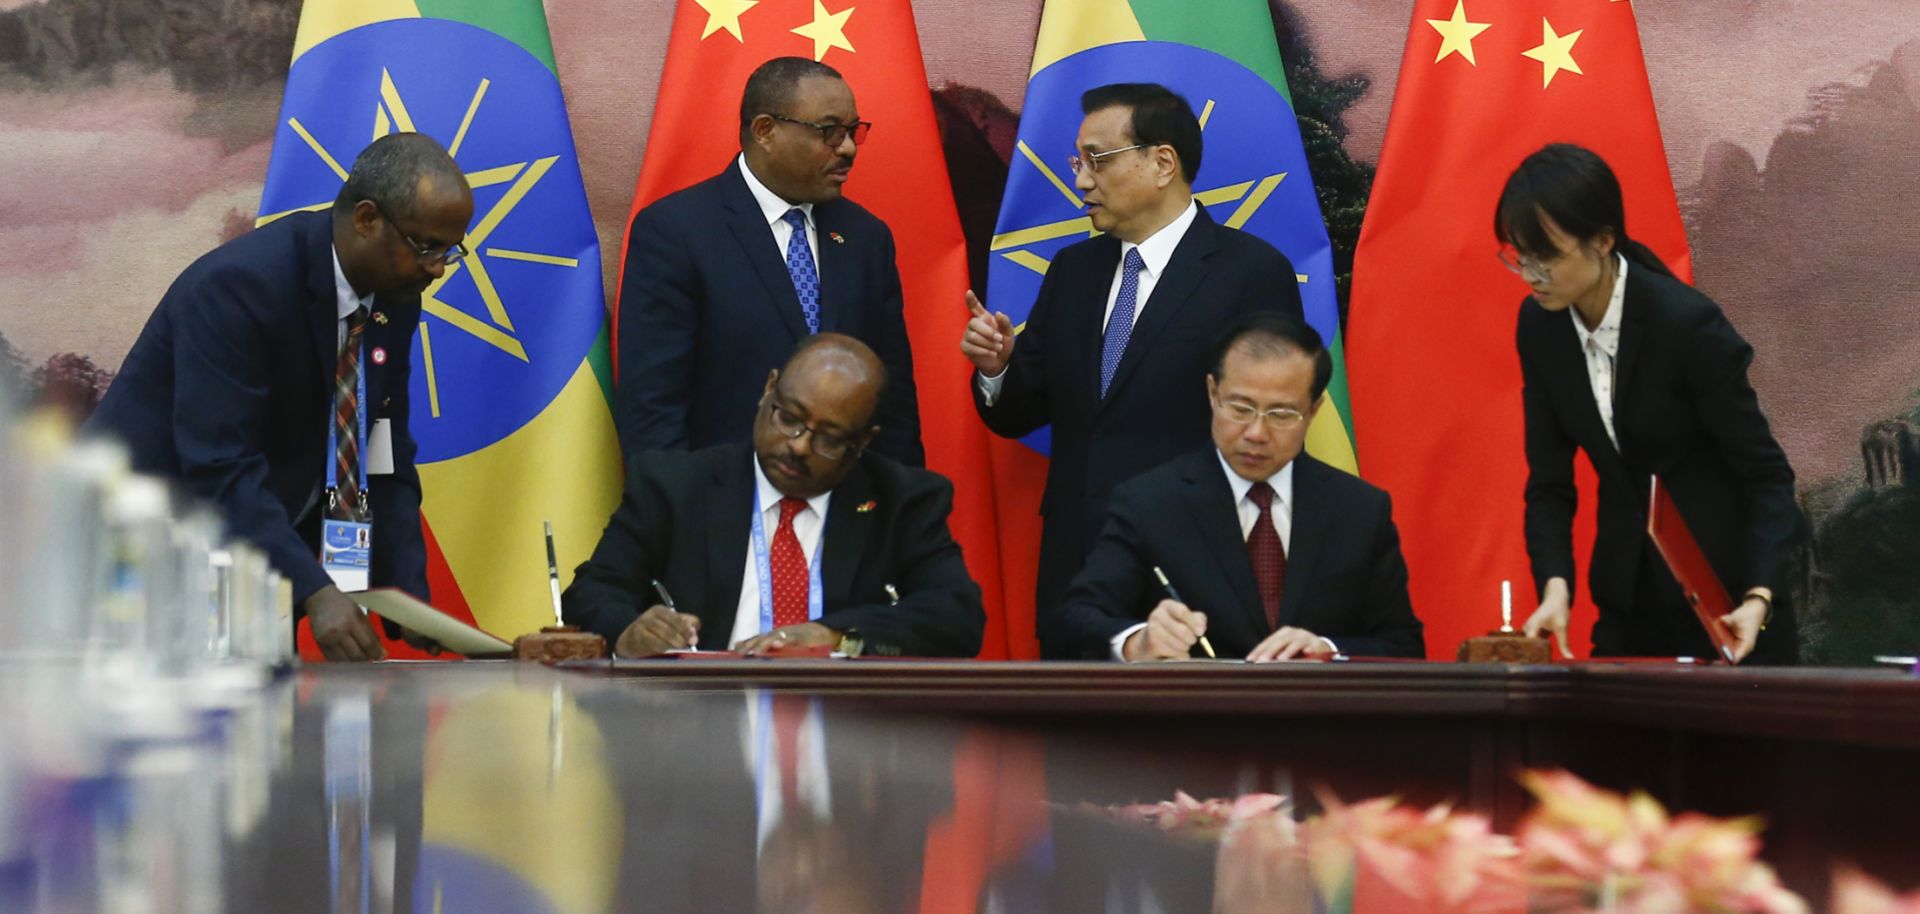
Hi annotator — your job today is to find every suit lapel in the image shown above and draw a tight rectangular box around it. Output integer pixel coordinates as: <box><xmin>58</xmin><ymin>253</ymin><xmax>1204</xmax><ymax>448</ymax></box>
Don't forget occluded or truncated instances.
<box><xmin>1181</xmin><ymin>455</ymin><xmax>1265</xmax><ymax>636</ymax></box>
<box><xmin>1275</xmin><ymin>457</ymin><xmax>1330</xmax><ymax>629</ymax></box>
<box><xmin>1539</xmin><ymin>310</ymin><xmax>1616</xmax><ymax>454</ymax></box>
<box><xmin>720</xmin><ymin>166</ymin><xmax>811</xmax><ymax>343</ymax></box>
<box><xmin>811</xmin><ymin>203</ymin><xmax>848</xmax><ymax>333</ymax></box>
<box><xmin>1075</xmin><ymin>238</ymin><xmax>1125</xmax><ymax>404</ymax></box>
<box><xmin>1611</xmin><ymin>269</ymin><xmax>1651</xmax><ymax>434</ymax></box>
<box><xmin>1097</xmin><ymin>209</ymin><xmax>1217</xmax><ymax>412</ymax></box>
<box><xmin>819</xmin><ymin>460</ymin><xmax>876</xmax><ymax>612</ymax></box>
<box><xmin>705</xmin><ymin>446</ymin><xmax>757</xmax><ymax>635</ymax></box>
<box><xmin>305</xmin><ymin>213</ymin><xmax>342</xmax><ymax>401</ymax></box>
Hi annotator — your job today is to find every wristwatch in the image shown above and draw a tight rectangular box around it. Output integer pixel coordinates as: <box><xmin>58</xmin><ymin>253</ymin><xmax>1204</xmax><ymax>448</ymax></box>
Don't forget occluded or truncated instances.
<box><xmin>835</xmin><ymin>628</ymin><xmax>864</xmax><ymax>658</ymax></box>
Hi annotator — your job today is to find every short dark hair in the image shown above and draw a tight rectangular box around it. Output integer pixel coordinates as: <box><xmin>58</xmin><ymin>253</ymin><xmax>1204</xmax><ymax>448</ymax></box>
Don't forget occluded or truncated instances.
<box><xmin>1494</xmin><ymin>143</ymin><xmax>1674</xmax><ymax>278</ymax></box>
<box><xmin>1079</xmin><ymin>83</ymin><xmax>1202</xmax><ymax>184</ymax></box>
<box><xmin>1209</xmin><ymin>311</ymin><xmax>1333</xmax><ymax>402</ymax></box>
<box><xmin>739</xmin><ymin>56</ymin><xmax>844</xmax><ymax>145</ymax></box>
<box><xmin>332</xmin><ymin>133</ymin><xmax>464</xmax><ymax>220</ymax></box>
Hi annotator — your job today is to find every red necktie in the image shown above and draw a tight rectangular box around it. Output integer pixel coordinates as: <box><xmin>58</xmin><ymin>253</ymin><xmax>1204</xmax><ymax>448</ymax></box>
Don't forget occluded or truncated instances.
<box><xmin>330</xmin><ymin>306</ymin><xmax>367</xmax><ymax>522</ymax></box>
<box><xmin>772</xmin><ymin>694</ymin><xmax>808</xmax><ymax>813</ymax></box>
<box><xmin>770</xmin><ymin>497</ymin><xmax>809</xmax><ymax>629</ymax></box>
<box><xmin>1246</xmin><ymin>482</ymin><xmax>1286</xmax><ymax>631</ymax></box>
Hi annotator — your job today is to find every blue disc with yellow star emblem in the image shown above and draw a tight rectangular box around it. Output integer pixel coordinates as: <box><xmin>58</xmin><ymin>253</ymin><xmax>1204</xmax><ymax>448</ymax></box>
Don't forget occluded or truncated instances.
<box><xmin>985</xmin><ymin>41</ymin><xmax>1335</xmax><ymax>456</ymax></box>
<box><xmin>260</xmin><ymin>19</ymin><xmax>604</xmax><ymax>464</ymax></box>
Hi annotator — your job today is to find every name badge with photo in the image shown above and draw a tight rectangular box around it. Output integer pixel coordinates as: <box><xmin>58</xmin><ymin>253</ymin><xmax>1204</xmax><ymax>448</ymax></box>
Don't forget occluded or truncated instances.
<box><xmin>322</xmin><ymin>519</ymin><xmax>373</xmax><ymax>592</ymax></box>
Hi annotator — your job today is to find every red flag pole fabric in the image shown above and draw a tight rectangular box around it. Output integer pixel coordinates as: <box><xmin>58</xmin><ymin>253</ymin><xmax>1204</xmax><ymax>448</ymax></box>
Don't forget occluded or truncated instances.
<box><xmin>615</xmin><ymin>0</ymin><xmax>1045</xmax><ymax>658</ymax></box>
<box><xmin>1346</xmin><ymin>0</ymin><xmax>1689</xmax><ymax>660</ymax></box>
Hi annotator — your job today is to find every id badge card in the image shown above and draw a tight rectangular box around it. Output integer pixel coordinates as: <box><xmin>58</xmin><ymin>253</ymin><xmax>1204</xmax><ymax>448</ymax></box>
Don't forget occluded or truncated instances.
<box><xmin>322</xmin><ymin>519</ymin><xmax>373</xmax><ymax>592</ymax></box>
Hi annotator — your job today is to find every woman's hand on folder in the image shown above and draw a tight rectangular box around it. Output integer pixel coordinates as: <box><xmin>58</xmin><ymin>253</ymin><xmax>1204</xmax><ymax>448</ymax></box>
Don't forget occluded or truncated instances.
<box><xmin>1523</xmin><ymin>577</ymin><xmax>1574</xmax><ymax>660</ymax></box>
<box><xmin>1719</xmin><ymin>598</ymin><xmax>1766</xmax><ymax>663</ymax></box>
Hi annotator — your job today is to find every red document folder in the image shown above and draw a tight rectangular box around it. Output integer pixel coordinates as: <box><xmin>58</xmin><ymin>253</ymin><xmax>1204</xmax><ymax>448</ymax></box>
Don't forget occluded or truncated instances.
<box><xmin>1646</xmin><ymin>477</ymin><xmax>1741</xmax><ymax>663</ymax></box>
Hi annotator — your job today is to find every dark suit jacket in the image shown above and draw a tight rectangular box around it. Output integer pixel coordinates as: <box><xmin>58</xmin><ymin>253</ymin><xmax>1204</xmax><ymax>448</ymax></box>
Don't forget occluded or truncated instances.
<box><xmin>1047</xmin><ymin>450</ymin><xmax>1424</xmax><ymax>660</ymax></box>
<box><xmin>562</xmin><ymin>443</ymin><xmax>982</xmax><ymax>657</ymax></box>
<box><xmin>616</xmin><ymin>163</ymin><xmax>923</xmax><ymax>465</ymax></box>
<box><xmin>972</xmin><ymin>206</ymin><xmax>1303</xmax><ymax>628</ymax></box>
<box><xmin>85</xmin><ymin>210</ymin><xmax>428</xmax><ymax>606</ymax></box>
<box><xmin>1518</xmin><ymin>264</ymin><xmax>1802</xmax><ymax>661</ymax></box>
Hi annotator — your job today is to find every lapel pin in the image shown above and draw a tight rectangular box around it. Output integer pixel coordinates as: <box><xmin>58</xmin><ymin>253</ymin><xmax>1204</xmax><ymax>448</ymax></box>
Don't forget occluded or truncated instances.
<box><xmin>371</xmin><ymin>311</ymin><xmax>389</xmax><ymax>325</ymax></box>
<box><xmin>371</xmin><ymin>347</ymin><xmax>388</xmax><ymax>366</ymax></box>
<box><xmin>829</xmin><ymin>231</ymin><xmax>845</xmax><ymax>245</ymax></box>
<box><xmin>855</xmin><ymin>499</ymin><xmax>877</xmax><ymax>513</ymax></box>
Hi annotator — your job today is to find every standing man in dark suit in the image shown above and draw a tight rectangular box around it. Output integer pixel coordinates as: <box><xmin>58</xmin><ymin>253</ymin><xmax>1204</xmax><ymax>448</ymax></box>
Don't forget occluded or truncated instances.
<box><xmin>564</xmin><ymin>335</ymin><xmax>981</xmax><ymax>658</ymax></box>
<box><xmin>1047</xmin><ymin>313</ymin><xmax>1424</xmax><ymax>661</ymax></box>
<box><xmin>960</xmin><ymin>82</ymin><xmax>1304</xmax><ymax>634</ymax></box>
<box><xmin>617</xmin><ymin>56</ymin><xmax>922</xmax><ymax>465</ymax></box>
<box><xmin>86</xmin><ymin>133</ymin><xmax>471</xmax><ymax>661</ymax></box>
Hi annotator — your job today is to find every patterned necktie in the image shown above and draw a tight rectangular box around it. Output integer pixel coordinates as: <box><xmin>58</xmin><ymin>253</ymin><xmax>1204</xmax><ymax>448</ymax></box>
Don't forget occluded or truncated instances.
<box><xmin>1245</xmin><ymin>482</ymin><xmax>1287</xmax><ymax>631</ymax></box>
<box><xmin>770</xmin><ymin>496</ymin><xmax>810</xmax><ymax>629</ymax></box>
<box><xmin>330</xmin><ymin>306</ymin><xmax>368</xmax><ymax>522</ymax></box>
<box><xmin>782</xmin><ymin>209</ymin><xmax>821</xmax><ymax>335</ymax></box>
<box><xmin>1099</xmin><ymin>248</ymin><xmax>1145</xmax><ymax>397</ymax></box>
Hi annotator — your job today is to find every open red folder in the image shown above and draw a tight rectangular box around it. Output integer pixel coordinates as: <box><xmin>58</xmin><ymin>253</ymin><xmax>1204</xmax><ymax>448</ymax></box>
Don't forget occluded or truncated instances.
<box><xmin>1646</xmin><ymin>477</ymin><xmax>1741</xmax><ymax>663</ymax></box>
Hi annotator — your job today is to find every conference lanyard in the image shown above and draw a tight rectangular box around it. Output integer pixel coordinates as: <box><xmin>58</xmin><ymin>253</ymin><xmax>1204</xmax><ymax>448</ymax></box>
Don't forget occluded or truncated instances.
<box><xmin>325</xmin><ymin>332</ymin><xmax>370</xmax><ymax>514</ymax></box>
<box><xmin>749</xmin><ymin>486</ymin><xmax>825</xmax><ymax>633</ymax></box>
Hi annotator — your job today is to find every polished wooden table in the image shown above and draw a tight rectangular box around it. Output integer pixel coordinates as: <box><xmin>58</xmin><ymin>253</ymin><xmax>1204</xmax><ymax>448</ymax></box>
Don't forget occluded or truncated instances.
<box><xmin>9</xmin><ymin>659</ymin><xmax>1919</xmax><ymax>913</ymax></box>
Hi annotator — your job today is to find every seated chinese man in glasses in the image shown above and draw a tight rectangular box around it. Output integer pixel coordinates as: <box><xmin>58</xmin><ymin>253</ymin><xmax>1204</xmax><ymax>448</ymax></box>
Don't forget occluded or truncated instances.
<box><xmin>562</xmin><ymin>334</ymin><xmax>983</xmax><ymax>659</ymax></box>
<box><xmin>1043</xmin><ymin>312</ymin><xmax>1426</xmax><ymax>662</ymax></box>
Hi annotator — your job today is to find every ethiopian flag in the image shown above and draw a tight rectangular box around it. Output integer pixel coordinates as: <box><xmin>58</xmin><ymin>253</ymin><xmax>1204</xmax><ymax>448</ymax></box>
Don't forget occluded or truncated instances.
<box><xmin>989</xmin><ymin>0</ymin><xmax>1357</xmax><ymax>471</ymax></box>
<box><xmin>258</xmin><ymin>0</ymin><xmax>622</xmax><ymax>649</ymax></box>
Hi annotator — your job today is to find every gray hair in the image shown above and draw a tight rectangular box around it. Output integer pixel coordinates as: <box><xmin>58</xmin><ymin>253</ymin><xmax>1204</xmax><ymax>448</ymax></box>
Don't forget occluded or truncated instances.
<box><xmin>333</xmin><ymin>133</ymin><xmax>465</xmax><ymax>220</ymax></box>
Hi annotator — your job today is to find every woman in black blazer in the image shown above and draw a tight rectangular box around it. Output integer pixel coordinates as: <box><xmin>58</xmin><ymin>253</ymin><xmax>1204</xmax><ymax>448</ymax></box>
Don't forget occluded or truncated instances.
<box><xmin>1501</xmin><ymin>144</ymin><xmax>1802</xmax><ymax>663</ymax></box>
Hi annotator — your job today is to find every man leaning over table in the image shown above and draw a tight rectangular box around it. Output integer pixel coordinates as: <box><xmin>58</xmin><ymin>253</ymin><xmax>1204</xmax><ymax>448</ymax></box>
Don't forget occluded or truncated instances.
<box><xmin>562</xmin><ymin>334</ymin><xmax>983</xmax><ymax>658</ymax></box>
<box><xmin>1046</xmin><ymin>312</ymin><xmax>1425</xmax><ymax>662</ymax></box>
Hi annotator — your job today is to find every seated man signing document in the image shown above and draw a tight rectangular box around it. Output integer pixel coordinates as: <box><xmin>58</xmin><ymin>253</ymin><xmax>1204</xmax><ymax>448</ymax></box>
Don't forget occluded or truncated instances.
<box><xmin>562</xmin><ymin>335</ymin><xmax>983</xmax><ymax>658</ymax></box>
<box><xmin>1045</xmin><ymin>313</ymin><xmax>1425</xmax><ymax>662</ymax></box>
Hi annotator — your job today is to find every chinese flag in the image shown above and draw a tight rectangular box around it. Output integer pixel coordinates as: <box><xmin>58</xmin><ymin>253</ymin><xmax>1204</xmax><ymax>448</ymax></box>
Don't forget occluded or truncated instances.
<box><xmin>1346</xmin><ymin>0</ymin><xmax>1689</xmax><ymax>659</ymax></box>
<box><xmin>616</xmin><ymin>0</ymin><xmax>1046</xmax><ymax>659</ymax></box>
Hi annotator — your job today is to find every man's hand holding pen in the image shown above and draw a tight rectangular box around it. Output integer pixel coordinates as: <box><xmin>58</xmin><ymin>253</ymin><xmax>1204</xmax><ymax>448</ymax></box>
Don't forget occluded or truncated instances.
<box><xmin>615</xmin><ymin>604</ymin><xmax>701</xmax><ymax>657</ymax></box>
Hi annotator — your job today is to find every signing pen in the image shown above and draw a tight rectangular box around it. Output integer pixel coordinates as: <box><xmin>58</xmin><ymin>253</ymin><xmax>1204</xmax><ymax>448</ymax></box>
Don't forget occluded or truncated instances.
<box><xmin>651</xmin><ymin>579</ymin><xmax>696</xmax><ymax>650</ymax></box>
<box><xmin>543</xmin><ymin>521</ymin><xmax>564</xmax><ymax>628</ymax></box>
<box><xmin>1151</xmin><ymin>566</ymin><xmax>1216</xmax><ymax>659</ymax></box>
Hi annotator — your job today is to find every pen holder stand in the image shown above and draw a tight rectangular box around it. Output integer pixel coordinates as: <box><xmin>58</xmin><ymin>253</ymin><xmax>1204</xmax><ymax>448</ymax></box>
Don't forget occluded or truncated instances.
<box><xmin>512</xmin><ymin>625</ymin><xmax>607</xmax><ymax>663</ymax></box>
<box><xmin>1455</xmin><ymin>629</ymin><xmax>1552</xmax><ymax>664</ymax></box>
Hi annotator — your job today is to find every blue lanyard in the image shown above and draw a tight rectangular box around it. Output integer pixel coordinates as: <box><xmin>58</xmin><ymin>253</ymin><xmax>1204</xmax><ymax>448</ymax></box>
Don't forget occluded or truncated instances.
<box><xmin>749</xmin><ymin>487</ymin><xmax>825</xmax><ymax>633</ymax></box>
<box><xmin>325</xmin><ymin>325</ymin><xmax>370</xmax><ymax>503</ymax></box>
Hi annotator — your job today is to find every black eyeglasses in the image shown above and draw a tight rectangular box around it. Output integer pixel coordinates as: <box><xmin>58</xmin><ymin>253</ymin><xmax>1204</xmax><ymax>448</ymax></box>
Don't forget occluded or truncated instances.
<box><xmin>768</xmin><ymin>114</ymin><xmax>873</xmax><ymax>148</ymax></box>
<box><xmin>767</xmin><ymin>399</ymin><xmax>863</xmax><ymax>461</ymax></box>
<box><xmin>371</xmin><ymin>202</ymin><xmax>469</xmax><ymax>266</ymax></box>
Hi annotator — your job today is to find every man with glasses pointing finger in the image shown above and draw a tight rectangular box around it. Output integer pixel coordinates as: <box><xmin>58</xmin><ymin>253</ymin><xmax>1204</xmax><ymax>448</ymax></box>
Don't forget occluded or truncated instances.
<box><xmin>617</xmin><ymin>56</ymin><xmax>923</xmax><ymax>467</ymax></box>
<box><xmin>1045</xmin><ymin>313</ymin><xmax>1424</xmax><ymax>662</ymax></box>
<box><xmin>564</xmin><ymin>334</ymin><xmax>984</xmax><ymax>660</ymax></box>
<box><xmin>960</xmin><ymin>83</ymin><xmax>1303</xmax><ymax>643</ymax></box>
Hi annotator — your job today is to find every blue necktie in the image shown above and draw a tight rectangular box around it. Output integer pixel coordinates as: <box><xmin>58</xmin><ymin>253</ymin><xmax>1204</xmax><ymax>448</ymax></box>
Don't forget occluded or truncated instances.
<box><xmin>783</xmin><ymin>209</ymin><xmax>820</xmax><ymax>335</ymax></box>
<box><xmin>1099</xmin><ymin>248</ymin><xmax>1145</xmax><ymax>397</ymax></box>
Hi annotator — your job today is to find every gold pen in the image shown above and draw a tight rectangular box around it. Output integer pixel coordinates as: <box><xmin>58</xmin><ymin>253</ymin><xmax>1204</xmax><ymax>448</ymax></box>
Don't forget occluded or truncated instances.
<box><xmin>1151</xmin><ymin>566</ymin><xmax>1216</xmax><ymax>659</ymax></box>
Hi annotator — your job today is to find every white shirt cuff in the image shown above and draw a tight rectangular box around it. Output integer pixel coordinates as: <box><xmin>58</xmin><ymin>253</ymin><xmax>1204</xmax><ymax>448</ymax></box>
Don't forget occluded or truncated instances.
<box><xmin>1110</xmin><ymin>623</ymin><xmax>1148</xmax><ymax>661</ymax></box>
<box><xmin>976</xmin><ymin>369</ymin><xmax>1006</xmax><ymax>406</ymax></box>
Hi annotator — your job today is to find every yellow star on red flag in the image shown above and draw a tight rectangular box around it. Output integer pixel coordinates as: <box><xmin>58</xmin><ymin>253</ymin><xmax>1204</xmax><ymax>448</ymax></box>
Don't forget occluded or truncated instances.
<box><xmin>694</xmin><ymin>0</ymin><xmax>758</xmax><ymax>42</ymax></box>
<box><xmin>1427</xmin><ymin>0</ymin><xmax>1491</xmax><ymax>66</ymax></box>
<box><xmin>791</xmin><ymin>0</ymin><xmax>855</xmax><ymax>62</ymax></box>
<box><xmin>1521</xmin><ymin>17</ymin><xmax>1585</xmax><ymax>88</ymax></box>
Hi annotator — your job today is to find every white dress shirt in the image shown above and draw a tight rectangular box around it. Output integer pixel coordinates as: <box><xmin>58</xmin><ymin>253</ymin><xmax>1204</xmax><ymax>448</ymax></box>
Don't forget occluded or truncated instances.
<box><xmin>1113</xmin><ymin>452</ymin><xmax>1320</xmax><ymax>659</ymax></box>
<box><xmin>979</xmin><ymin>200</ymin><xmax>1201</xmax><ymax>403</ymax></box>
<box><xmin>738</xmin><ymin>153</ymin><xmax>819</xmax><ymax>273</ymax></box>
<box><xmin>728</xmin><ymin>455</ymin><xmax>834</xmax><ymax>648</ymax></box>
<box><xmin>1569</xmin><ymin>254</ymin><xmax>1628</xmax><ymax>451</ymax></box>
